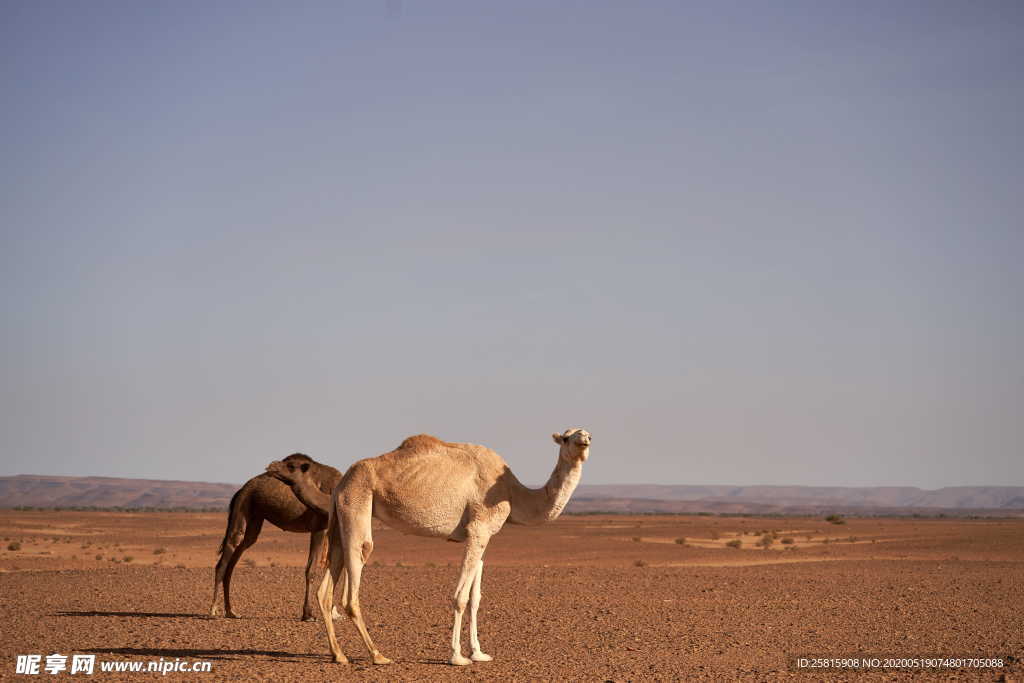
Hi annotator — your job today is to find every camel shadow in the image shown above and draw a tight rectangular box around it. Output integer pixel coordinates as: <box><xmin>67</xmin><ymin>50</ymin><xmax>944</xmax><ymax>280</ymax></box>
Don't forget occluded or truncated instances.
<box><xmin>55</xmin><ymin>610</ymin><xmax>208</xmax><ymax>619</ymax></box>
<box><xmin>78</xmin><ymin>647</ymin><xmax>321</xmax><ymax>662</ymax></box>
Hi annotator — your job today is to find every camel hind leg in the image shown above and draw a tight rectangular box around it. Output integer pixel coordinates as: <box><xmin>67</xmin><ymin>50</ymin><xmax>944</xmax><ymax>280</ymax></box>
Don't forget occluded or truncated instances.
<box><xmin>316</xmin><ymin>508</ymin><xmax>349</xmax><ymax>664</ymax></box>
<box><xmin>339</xmin><ymin>495</ymin><xmax>391</xmax><ymax>665</ymax></box>
<box><xmin>218</xmin><ymin>517</ymin><xmax>263</xmax><ymax>618</ymax></box>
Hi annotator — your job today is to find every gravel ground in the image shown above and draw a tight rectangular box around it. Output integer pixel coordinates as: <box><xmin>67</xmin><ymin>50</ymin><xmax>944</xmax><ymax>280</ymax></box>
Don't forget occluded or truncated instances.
<box><xmin>1</xmin><ymin>512</ymin><xmax>1021</xmax><ymax>681</ymax></box>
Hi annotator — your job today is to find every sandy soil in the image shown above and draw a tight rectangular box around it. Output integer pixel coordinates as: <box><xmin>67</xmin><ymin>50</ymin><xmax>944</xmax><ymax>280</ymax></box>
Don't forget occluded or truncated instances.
<box><xmin>1</xmin><ymin>511</ymin><xmax>1021</xmax><ymax>680</ymax></box>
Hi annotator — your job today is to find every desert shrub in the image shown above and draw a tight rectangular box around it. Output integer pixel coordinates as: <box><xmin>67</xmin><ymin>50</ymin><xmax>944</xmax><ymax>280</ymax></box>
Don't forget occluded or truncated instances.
<box><xmin>7</xmin><ymin>542</ymin><xmax>20</xmax><ymax>551</ymax></box>
<box><xmin>825</xmin><ymin>514</ymin><xmax>845</xmax><ymax>525</ymax></box>
<box><xmin>123</xmin><ymin>555</ymin><xmax>133</xmax><ymax>563</ymax></box>
<box><xmin>633</xmin><ymin>559</ymin><xmax>648</xmax><ymax>567</ymax></box>
<box><xmin>674</xmin><ymin>537</ymin><xmax>686</xmax><ymax>545</ymax></box>
<box><xmin>847</xmin><ymin>536</ymin><xmax>858</xmax><ymax>543</ymax></box>
<box><xmin>632</xmin><ymin>536</ymin><xmax>641</xmax><ymax>542</ymax></box>
<box><xmin>726</xmin><ymin>539</ymin><xmax>742</xmax><ymax>549</ymax></box>
<box><xmin>175</xmin><ymin>564</ymin><xmax>186</xmax><ymax>569</ymax></box>
<box><xmin>757</xmin><ymin>534</ymin><xmax>774</xmax><ymax>549</ymax></box>
<box><xmin>95</xmin><ymin>554</ymin><xmax>103</xmax><ymax>560</ymax></box>
<box><xmin>153</xmin><ymin>547</ymin><xmax>166</xmax><ymax>555</ymax></box>
<box><xmin>425</xmin><ymin>562</ymin><xmax>436</xmax><ymax>568</ymax></box>
<box><xmin>781</xmin><ymin>537</ymin><xmax>794</xmax><ymax>544</ymax></box>
<box><xmin>395</xmin><ymin>561</ymin><xmax>405</xmax><ymax>568</ymax></box>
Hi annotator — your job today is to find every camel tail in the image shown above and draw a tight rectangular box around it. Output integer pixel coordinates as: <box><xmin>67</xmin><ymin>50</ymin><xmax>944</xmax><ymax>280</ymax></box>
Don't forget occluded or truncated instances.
<box><xmin>320</xmin><ymin>494</ymin><xmax>342</xmax><ymax>569</ymax></box>
<box><xmin>217</xmin><ymin>488</ymin><xmax>246</xmax><ymax>557</ymax></box>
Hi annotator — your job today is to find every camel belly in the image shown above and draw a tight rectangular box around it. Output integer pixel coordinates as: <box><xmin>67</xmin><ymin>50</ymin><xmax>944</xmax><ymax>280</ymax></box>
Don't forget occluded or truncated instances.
<box><xmin>371</xmin><ymin>495</ymin><xmax>465</xmax><ymax>539</ymax></box>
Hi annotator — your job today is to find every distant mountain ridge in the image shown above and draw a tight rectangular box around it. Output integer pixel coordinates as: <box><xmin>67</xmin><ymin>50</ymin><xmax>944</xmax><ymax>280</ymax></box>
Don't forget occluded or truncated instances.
<box><xmin>575</xmin><ymin>484</ymin><xmax>1024</xmax><ymax>509</ymax></box>
<box><xmin>1</xmin><ymin>475</ymin><xmax>1022</xmax><ymax>514</ymax></box>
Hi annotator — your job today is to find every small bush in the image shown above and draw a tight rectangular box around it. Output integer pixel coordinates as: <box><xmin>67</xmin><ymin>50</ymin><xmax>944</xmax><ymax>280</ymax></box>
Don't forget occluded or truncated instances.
<box><xmin>781</xmin><ymin>537</ymin><xmax>794</xmax><ymax>545</ymax></box>
<box><xmin>153</xmin><ymin>547</ymin><xmax>166</xmax><ymax>555</ymax></box>
<box><xmin>825</xmin><ymin>514</ymin><xmax>845</xmax><ymax>525</ymax></box>
<box><xmin>95</xmin><ymin>554</ymin><xmax>103</xmax><ymax>560</ymax></box>
<box><xmin>674</xmin><ymin>537</ymin><xmax>686</xmax><ymax>545</ymax></box>
<box><xmin>123</xmin><ymin>555</ymin><xmax>133</xmax><ymax>563</ymax></box>
<box><xmin>634</xmin><ymin>559</ymin><xmax>648</xmax><ymax>567</ymax></box>
<box><xmin>425</xmin><ymin>562</ymin><xmax>436</xmax><ymax>568</ymax></box>
<box><xmin>726</xmin><ymin>539</ymin><xmax>742</xmax><ymax>549</ymax></box>
<box><xmin>175</xmin><ymin>564</ymin><xmax>186</xmax><ymax>569</ymax></box>
<box><xmin>632</xmin><ymin>536</ymin><xmax>641</xmax><ymax>542</ymax></box>
<box><xmin>757</xmin><ymin>534</ymin><xmax>774</xmax><ymax>549</ymax></box>
<box><xmin>7</xmin><ymin>542</ymin><xmax>21</xmax><ymax>551</ymax></box>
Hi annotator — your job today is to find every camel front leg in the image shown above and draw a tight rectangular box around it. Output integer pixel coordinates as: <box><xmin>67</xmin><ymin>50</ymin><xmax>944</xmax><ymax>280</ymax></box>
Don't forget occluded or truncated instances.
<box><xmin>303</xmin><ymin>529</ymin><xmax>327</xmax><ymax>621</ymax></box>
<box><xmin>468</xmin><ymin>559</ymin><xmax>492</xmax><ymax>661</ymax></box>
<box><xmin>450</xmin><ymin>538</ymin><xmax>487</xmax><ymax>666</ymax></box>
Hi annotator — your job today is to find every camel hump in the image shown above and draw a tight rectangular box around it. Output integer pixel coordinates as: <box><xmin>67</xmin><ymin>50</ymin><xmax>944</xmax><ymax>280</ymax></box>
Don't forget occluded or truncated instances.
<box><xmin>397</xmin><ymin>434</ymin><xmax>445</xmax><ymax>452</ymax></box>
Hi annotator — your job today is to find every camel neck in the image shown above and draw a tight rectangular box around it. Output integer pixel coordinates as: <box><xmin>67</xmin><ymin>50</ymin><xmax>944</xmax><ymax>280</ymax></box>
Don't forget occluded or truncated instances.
<box><xmin>508</xmin><ymin>454</ymin><xmax>584</xmax><ymax>525</ymax></box>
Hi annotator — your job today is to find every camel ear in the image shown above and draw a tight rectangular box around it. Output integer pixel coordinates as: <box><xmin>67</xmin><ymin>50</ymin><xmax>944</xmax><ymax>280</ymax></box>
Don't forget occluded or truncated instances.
<box><xmin>552</xmin><ymin>433</ymin><xmax>565</xmax><ymax>444</ymax></box>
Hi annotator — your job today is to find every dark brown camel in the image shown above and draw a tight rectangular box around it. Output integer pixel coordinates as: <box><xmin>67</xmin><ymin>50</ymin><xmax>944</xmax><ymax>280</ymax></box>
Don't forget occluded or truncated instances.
<box><xmin>210</xmin><ymin>453</ymin><xmax>342</xmax><ymax>621</ymax></box>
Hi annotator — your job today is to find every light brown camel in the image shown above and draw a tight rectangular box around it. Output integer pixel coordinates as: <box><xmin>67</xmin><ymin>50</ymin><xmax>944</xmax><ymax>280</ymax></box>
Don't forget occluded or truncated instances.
<box><xmin>266</xmin><ymin>427</ymin><xmax>591</xmax><ymax>666</ymax></box>
<box><xmin>210</xmin><ymin>453</ymin><xmax>342</xmax><ymax>621</ymax></box>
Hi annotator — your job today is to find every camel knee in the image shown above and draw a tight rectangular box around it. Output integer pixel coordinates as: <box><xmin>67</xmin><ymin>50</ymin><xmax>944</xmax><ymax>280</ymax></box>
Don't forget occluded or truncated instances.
<box><xmin>452</xmin><ymin>594</ymin><xmax>469</xmax><ymax>612</ymax></box>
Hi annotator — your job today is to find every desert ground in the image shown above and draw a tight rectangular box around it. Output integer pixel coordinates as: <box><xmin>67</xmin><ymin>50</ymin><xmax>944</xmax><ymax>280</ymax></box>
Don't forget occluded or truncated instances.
<box><xmin>0</xmin><ymin>510</ymin><xmax>1021</xmax><ymax>681</ymax></box>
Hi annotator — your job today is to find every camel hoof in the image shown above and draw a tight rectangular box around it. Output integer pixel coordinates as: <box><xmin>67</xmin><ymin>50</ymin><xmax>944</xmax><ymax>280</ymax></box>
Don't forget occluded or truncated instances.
<box><xmin>450</xmin><ymin>655</ymin><xmax>472</xmax><ymax>666</ymax></box>
<box><xmin>225</xmin><ymin>611</ymin><xmax>241</xmax><ymax>619</ymax></box>
<box><xmin>471</xmin><ymin>651</ymin><xmax>493</xmax><ymax>662</ymax></box>
<box><xmin>372</xmin><ymin>654</ymin><xmax>393</xmax><ymax>665</ymax></box>
<box><xmin>301</xmin><ymin>615</ymin><xmax>316</xmax><ymax>622</ymax></box>
<box><xmin>332</xmin><ymin>654</ymin><xmax>349</xmax><ymax>664</ymax></box>
<box><xmin>209</xmin><ymin>606</ymin><xmax>219</xmax><ymax>617</ymax></box>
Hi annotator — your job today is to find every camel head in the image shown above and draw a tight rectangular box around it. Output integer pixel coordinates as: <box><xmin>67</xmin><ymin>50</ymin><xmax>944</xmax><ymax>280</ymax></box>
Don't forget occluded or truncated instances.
<box><xmin>552</xmin><ymin>427</ymin><xmax>591</xmax><ymax>463</ymax></box>
<box><xmin>266</xmin><ymin>452</ymin><xmax>316</xmax><ymax>484</ymax></box>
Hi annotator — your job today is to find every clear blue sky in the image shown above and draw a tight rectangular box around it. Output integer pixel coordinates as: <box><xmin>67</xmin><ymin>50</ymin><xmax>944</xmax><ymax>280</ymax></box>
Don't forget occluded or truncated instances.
<box><xmin>2</xmin><ymin>1</ymin><xmax>1021</xmax><ymax>488</ymax></box>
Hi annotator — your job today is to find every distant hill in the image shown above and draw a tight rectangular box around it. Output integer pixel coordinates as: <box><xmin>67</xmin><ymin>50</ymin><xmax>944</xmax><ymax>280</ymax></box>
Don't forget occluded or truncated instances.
<box><xmin>0</xmin><ymin>475</ymin><xmax>238</xmax><ymax>509</ymax></box>
<box><xmin>1</xmin><ymin>475</ymin><xmax>1022</xmax><ymax>516</ymax></box>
